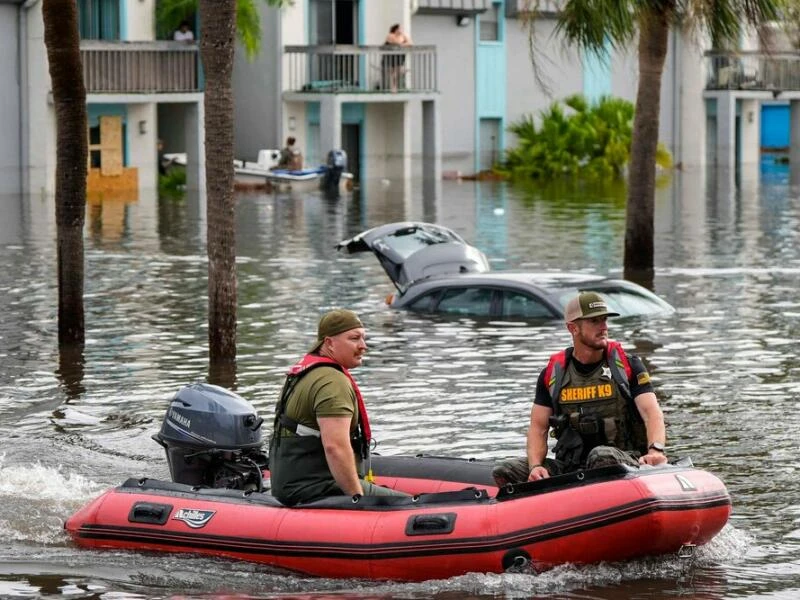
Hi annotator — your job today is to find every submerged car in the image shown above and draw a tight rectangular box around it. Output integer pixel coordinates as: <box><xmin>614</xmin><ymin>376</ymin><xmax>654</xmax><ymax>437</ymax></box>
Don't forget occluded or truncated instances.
<box><xmin>336</xmin><ymin>222</ymin><xmax>675</xmax><ymax>320</ymax></box>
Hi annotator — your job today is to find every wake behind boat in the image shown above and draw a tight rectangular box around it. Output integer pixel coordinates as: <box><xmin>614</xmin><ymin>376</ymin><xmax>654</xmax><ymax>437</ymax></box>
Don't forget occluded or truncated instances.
<box><xmin>64</xmin><ymin>384</ymin><xmax>732</xmax><ymax>582</ymax></box>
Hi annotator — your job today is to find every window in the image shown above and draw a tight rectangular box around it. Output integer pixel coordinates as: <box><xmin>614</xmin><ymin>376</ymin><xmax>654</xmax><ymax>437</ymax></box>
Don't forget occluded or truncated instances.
<box><xmin>406</xmin><ymin>291</ymin><xmax>440</xmax><ymax>313</ymax></box>
<box><xmin>479</xmin><ymin>3</ymin><xmax>499</xmax><ymax>42</ymax></box>
<box><xmin>501</xmin><ymin>291</ymin><xmax>553</xmax><ymax>319</ymax></box>
<box><xmin>436</xmin><ymin>287</ymin><xmax>494</xmax><ymax>317</ymax></box>
<box><xmin>599</xmin><ymin>291</ymin><xmax>671</xmax><ymax>317</ymax></box>
<box><xmin>78</xmin><ymin>0</ymin><xmax>120</xmax><ymax>40</ymax></box>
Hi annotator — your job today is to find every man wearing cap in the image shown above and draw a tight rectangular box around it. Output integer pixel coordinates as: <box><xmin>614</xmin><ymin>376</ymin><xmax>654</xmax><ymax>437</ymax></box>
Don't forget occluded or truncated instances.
<box><xmin>492</xmin><ymin>291</ymin><xmax>667</xmax><ymax>485</ymax></box>
<box><xmin>269</xmin><ymin>309</ymin><xmax>408</xmax><ymax>505</ymax></box>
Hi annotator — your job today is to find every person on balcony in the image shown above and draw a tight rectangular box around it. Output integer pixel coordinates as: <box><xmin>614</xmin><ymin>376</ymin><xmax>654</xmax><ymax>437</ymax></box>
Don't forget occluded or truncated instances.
<box><xmin>382</xmin><ymin>24</ymin><xmax>412</xmax><ymax>92</ymax></box>
<box><xmin>173</xmin><ymin>20</ymin><xmax>195</xmax><ymax>43</ymax></box>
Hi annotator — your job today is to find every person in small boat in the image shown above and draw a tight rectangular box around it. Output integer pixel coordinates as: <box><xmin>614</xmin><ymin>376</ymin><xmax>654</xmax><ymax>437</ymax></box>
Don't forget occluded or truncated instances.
<box><xmin>492</xmin><ymin>291</ymin><xmax>668</xmax><ymax>486</ymax></box>
<box><xmin>269</xmin><ymin>309</ymin><xmax>409</xmax><ymax>506</ymax></box>
<box><xmin>274</xmin><ymin>137</ymin><xmax>303</xmax><ymax>171</ymax></box>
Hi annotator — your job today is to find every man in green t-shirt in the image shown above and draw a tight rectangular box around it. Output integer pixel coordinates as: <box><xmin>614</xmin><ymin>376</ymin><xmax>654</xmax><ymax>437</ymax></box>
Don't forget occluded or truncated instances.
<box><xmin>269</xmin><ymin>309</ymin><xmax>409</xmax><ymax>505</ymax></box>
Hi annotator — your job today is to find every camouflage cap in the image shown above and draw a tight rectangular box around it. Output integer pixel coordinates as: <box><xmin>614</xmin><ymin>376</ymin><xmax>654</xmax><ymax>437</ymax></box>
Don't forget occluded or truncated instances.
<box><xmin>309</xmin><ymin>309</ymin><xmax>364</xmax><ymax>353</ymax></box>
<box><xmin>564</xmin><ymin>291</ymin><xmax>620</xmax><ymax>323</ymax></box>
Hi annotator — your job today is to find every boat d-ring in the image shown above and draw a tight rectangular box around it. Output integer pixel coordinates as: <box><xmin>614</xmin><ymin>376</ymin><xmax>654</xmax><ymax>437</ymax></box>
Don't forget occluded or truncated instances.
<box><xmin>501</xmin><ymin>548</ymin><xmax>531</xmax><ymax>571</ymax></box>
<box><xmin>576</xmin><ymin>471</ymin><xmax>585</xmax><ymax>481</ymax></box>
<box><xmin>678</xmin><ymin>543</ymin><xmax>696</xmax><ymax>559</ymax></box>
<box><xmin>504</xmin><ymin>483</ymin><xmax>515</xmax><ymax>495</ymax></box>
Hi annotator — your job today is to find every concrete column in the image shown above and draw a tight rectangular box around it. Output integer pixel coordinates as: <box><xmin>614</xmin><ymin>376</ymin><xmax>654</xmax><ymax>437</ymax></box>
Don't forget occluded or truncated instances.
<box><xmin>421</xmin><ymin>98</ymin><xmax>441</xmax><ymax>217</ymax></box>
<box><xmin>739</xmin><ymin>99</ymin><xmax>760</xmax><ymax>165</ymax></box>
<box><xmin>319</xmin><ymin>95</ymin><xmax>342</xmax><ymax>156</ymax></box>
<box><xmin>715</xmin><ymin>93</ymin><xmax>737</xmax><ymax>168</ymax></box>
<box><xmin>127</xmin><ymin>102</ymin><xmax>158</xmax><ymax>190</ymax></box>
<box><xmin>421</xmin><ymin>98</ymin><xmax>441</xmax><ymax>182</ymax></box>
<box><xmin>674</xmin><ymin>30</ymin><xmax>708</xmax><ymax>167</ymax></box>
<box><xmin>184</xmin><ymin>100</ymin><xmax>205</xmax><ymax>192</ymax></box>
<box><xmin>790</xmin><ymin>100</ymin><xmax>800</xmax><ymax>169</ymax></box>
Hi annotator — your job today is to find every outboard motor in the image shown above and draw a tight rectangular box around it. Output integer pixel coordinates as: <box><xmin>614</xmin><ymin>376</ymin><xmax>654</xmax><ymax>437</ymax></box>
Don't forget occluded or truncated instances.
<box><xmin>324</xmin><ymin>149</ymin><xmax>347</xmax><ymax>190</ymax></box>
<box><xmin>153</xmin><ymin>383</ymin><xmax>268</xmax><ymax>492</ymax></box>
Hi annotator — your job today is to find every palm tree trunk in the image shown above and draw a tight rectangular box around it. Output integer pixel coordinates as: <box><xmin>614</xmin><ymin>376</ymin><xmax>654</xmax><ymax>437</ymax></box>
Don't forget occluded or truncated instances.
<box><xmin>199</xmin><ymin>0</ymin><xmax>238</xmax><ymax>382</ymax></box>
<box><xmin>624</xmin><ymin>11</ymin><xmax>670</xmax><ymax>287</ymax></box>
<box><xmin>42</xmin><ymin>0</ymin><xmax>88</xmax><ymax>347</ymax></box>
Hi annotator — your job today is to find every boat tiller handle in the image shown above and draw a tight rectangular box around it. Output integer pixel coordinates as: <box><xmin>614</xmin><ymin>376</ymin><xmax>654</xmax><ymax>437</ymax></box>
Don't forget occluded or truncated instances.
<box><xmin>405</xmin><ymin>512</ymin><xmax>457</xmax><ymax>536</ymax></box>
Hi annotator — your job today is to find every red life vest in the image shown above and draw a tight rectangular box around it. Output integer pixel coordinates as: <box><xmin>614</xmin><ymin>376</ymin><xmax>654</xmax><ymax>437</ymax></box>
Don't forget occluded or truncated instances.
<box><xmin>286</xmin><ymin>354</ymin><xmax>371</xmax><ymax>444</ymax></box>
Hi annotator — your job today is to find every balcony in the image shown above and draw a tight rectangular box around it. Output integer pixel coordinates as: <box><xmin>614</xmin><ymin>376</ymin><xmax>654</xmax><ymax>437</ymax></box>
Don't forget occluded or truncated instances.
<box><xmin>283</xmin><ymin>45</ymin><xmax>437</xmax><ymax>95</ymax></box>
<box><xmin>416</xmin><ymin>0</ymin><xmax>493</xmax><ymax>14</ymax></box>
<box><xmin>706</xmin><ymin>51</ymin><xmax>800</xmax><ymax>93</ymax></box>
<box><xmin>80</xmin><ymin>40</ymin><xmax>201</xmax><ymax>94</ymax></box>
<box><xmin>505</xmin><ymin>0</ymin><xmax>563</xmax><ymax>17</ymax></box>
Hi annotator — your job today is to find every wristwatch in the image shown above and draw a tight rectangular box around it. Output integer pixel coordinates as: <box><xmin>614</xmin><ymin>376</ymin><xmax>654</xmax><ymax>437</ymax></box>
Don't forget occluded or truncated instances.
<box><xmin>648</xmin><ymin>442</ymin><xmax>666</xmax><ymax>454</ymax></box>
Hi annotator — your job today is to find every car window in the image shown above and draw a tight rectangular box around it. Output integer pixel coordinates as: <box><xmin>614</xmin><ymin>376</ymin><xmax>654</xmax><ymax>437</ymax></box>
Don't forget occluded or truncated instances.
<box><xmin>601</xmin><ymin>291</ymin><xmax>669</xmax><ymax>316</ymax></box>
<box><xmin>555</xmin><ymin>288</ymin><xmax>671</xmax><ymax>318</ymax></box>
<box><xmin>501</xmin><ymin>291</ymin><xmax>554</xmax><ymax>319</ymax></box>
<box><xmin>406</xmin><ymin>291</ymin><xmax>439</xmax><ymax>313</ymax></box>
<box><xmin>436</xmin><ymin>287</ymin><xmax>494</xmax><ymax>317</ymax></box>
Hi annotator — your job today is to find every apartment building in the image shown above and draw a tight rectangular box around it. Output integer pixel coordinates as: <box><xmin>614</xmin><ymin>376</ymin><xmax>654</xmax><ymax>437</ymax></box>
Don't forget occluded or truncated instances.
<box><xmin>9</xmin><ymin>0</ymin><xmax>204</xmax><ymax>197</ymax></box>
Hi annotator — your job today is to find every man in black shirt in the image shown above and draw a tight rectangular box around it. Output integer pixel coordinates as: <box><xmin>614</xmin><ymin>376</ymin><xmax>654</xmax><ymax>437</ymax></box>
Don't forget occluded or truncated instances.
<box><xmin>493</xmin><ymin>291</ymin><xmax>668</xmax><ymax>485</ymax></box>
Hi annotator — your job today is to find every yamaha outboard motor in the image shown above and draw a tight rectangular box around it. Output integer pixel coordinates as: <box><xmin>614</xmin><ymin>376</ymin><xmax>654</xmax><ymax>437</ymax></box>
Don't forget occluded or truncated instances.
<box><xmin>153</xmin><ymin>383</ymin><xmax>268</xmax><ymax>491</ymax></box>
<box><xmin>324</xmin><ymin>149</ymin><xmax>347</xmax><ymax>191</ymax></box>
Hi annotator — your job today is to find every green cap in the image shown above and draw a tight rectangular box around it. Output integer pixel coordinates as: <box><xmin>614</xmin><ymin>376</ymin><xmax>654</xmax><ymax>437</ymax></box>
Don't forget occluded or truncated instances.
<box><xmin>309</xmin><ymin>309</ymin><xmax>364</xmax><ymax>353</ymax></box>
<box><xmin>564</xmin><ymin>291</ymin><xmax>619</xmax><ymax>323</ymax></box>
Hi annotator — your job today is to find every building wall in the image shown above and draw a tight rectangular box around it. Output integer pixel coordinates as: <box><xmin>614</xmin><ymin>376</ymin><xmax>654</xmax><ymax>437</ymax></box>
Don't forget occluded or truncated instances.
<box><xmin>410</xmin><ymin>13</ymin><xmax>476</xmax><ymax>175</ymax></box>
<box><xmin>26</xmin><ymin>2</ymin><xmax>56</xmax><ymax>195</ymax></box>
<box><xmin>125</xmin><ymin>0</ymin><xmax>154</xmax><ymax>41</ymax></box>
<box><xmin>504</xmin><ymin>17</ymin><xmax>584</xmax><ymax>152</ymax></box>
<box><xmin>233</xmin><ymin>3</ymin><xmax>284</xmax><ymax>161</ymax></box>
<box><xmin>0</xmin><ymin>4</ymin><xmax>21</xmax><ymax>195</ymax></box>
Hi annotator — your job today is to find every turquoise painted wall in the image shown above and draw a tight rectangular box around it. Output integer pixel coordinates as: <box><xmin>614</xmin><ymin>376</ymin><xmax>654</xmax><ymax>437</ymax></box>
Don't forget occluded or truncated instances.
<box><xmin>475</xmin><ymin>1</ymin><xmax>506</xmax><ymax>172</ymax></box>
<box><xmin>583</xmin><ymin>46</ymin><xmax>612</xmax><ymax>103</ymax></box>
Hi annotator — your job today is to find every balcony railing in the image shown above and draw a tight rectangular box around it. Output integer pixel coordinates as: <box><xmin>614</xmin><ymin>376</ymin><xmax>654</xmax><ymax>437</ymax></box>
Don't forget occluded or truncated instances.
<box><xmin>284</xmin><ymin>45</ymin><xmax>437</xmax><ymax>94</ymax></box>
<box><xmin>706</xmin><ymin>51</ymin><xmax>800</xmax><ymax>92</ymax></box>
<box><xmin>80</xmin><ymin>40</ymin><xmax>200</xmax><ymax>94</ymax></box>
<box><xmin>416</xmin><ymin>0</ymin><xmax>493</xmax><ymax>14</ymax></box>
<box><xmin>505</xmin><ymin>0</ymin><xmax>563</xmax><ymax>17</ymax></box>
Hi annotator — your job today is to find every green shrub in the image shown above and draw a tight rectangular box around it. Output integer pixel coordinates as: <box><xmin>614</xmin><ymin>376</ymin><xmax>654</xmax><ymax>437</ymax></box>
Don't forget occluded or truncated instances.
<box><xmin>497</xmin><ymin>94</ymin><xmax>671</xmax><ymax>182</ymax></box>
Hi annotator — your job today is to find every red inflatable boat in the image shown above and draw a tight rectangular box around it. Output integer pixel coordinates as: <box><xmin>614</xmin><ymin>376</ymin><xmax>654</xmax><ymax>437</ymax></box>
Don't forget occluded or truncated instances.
<box><xmin>65</xmin><ymin>454</ymin><xmax>730</xmax><ymax>581</ymax></box>
<box><xmin>64</xmin><ymin>384</ymin><xmax>732</xmax><ymax>581</ymax></box>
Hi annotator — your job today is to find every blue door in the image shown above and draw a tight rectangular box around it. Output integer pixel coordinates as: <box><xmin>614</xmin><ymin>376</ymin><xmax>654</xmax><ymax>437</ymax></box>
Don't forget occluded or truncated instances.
<box><xmin>760</xmin><ymin>104</ymin><xmax>789</xmax><ymax>150</ymax></box>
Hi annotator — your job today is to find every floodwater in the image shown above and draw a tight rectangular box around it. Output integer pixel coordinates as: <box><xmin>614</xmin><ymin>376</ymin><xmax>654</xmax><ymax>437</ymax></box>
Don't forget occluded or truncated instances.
<box><xmin>1</xmin><ymin>161</ymin><xmax>799</xmax><ymax>599</ymax></box>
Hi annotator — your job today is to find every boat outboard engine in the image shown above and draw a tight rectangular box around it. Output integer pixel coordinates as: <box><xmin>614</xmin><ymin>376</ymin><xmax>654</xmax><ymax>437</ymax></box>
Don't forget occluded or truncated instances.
<box><xmin>324</xmin><ymin>149</ymin><xmax>347</xmax><ymax>190</ymax></box>
<box><xmin>153</xmin><ymin>383</ymin><xmax>268</xmax><ymax>492</ymax></box>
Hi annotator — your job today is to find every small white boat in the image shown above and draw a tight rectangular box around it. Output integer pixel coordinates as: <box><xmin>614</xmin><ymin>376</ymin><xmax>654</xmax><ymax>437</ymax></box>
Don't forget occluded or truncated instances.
<box><xmin>161</xmin><ymin>150</ymin><xmax>353</xmax><ymax>193</ymax></box>
<box><xmin>234</xmin><ymin>149</ymin><xmax>353</xmax><ymax>192</ymax></box>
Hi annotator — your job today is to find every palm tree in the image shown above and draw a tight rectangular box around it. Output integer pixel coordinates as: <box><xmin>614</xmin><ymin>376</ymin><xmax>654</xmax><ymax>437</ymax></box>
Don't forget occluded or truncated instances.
<box><xmin>198</xmin><ymin>0</ymin><xmax>288</xmax><ymax>382</ymax></box>
<box><xmin>538</xmin><ymin>0</ymin><xmax>783</xmax><ymax>285</ymax></box>
<box><xmin>199</xmin><ymin>0</ymin><xmax>238</xmax><ymax>380</ymax></box>
<box><xmin>42</xmin><ymin>0</ymin><xmax>88</xmax><ymax>347</ymax></box>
